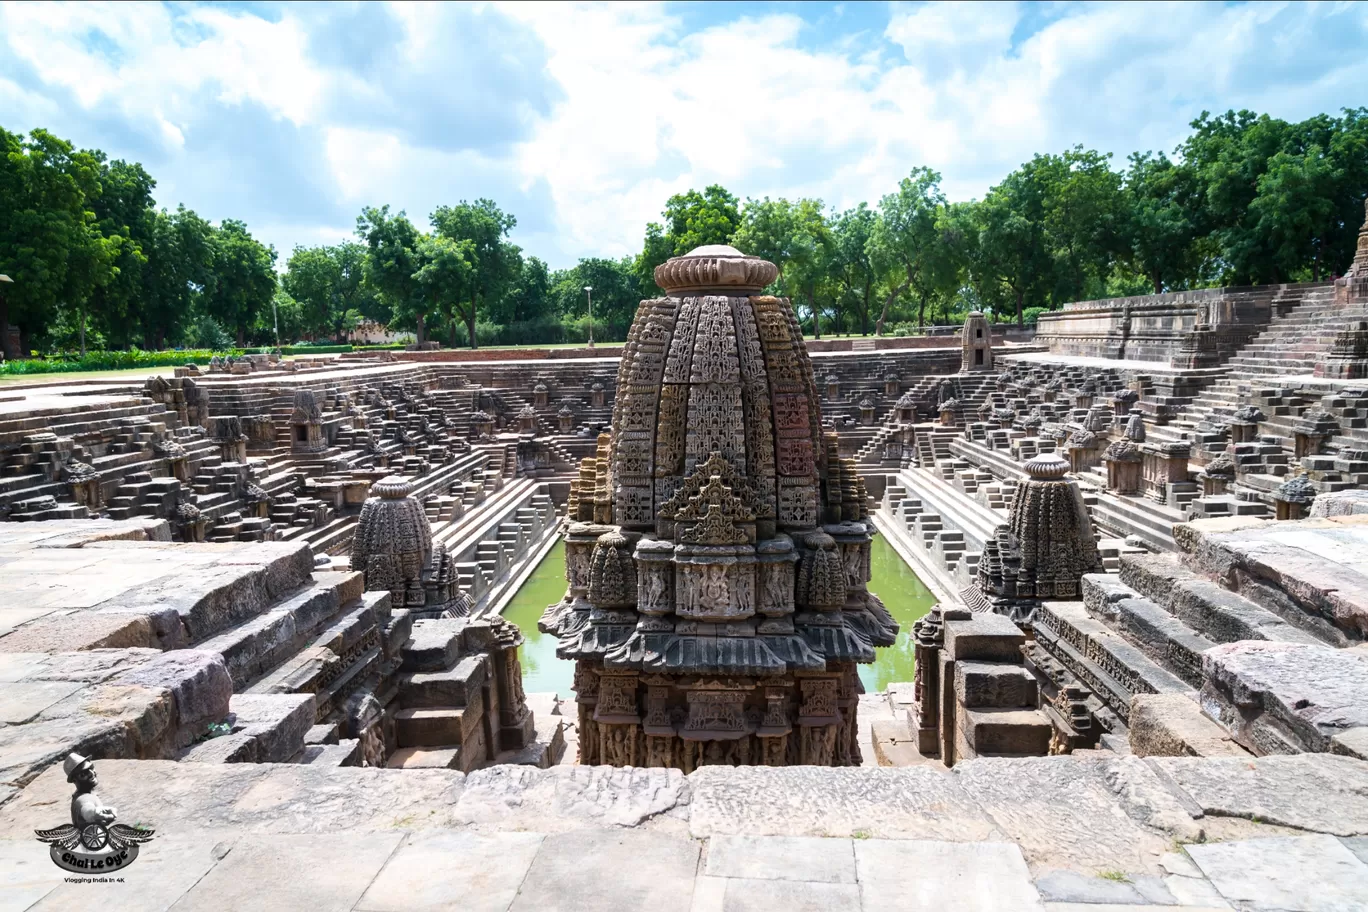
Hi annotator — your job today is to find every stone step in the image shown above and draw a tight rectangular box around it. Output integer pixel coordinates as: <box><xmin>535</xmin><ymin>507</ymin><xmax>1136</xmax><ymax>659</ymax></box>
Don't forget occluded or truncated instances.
<box><xmin>399</xmin><ymin>655</ymin><xmax>487</xmax><ymax>708</ymax></box>
<box><xmin>1117</xmin><ymin>552</ymin><xmax>1334</xmax><ymax>646</ymax></box>
<box><xmin>386</xmin><ymin>745</ymin><xmax>463</xmax><ymax>769</ymax></box>
<box><xmin>393</xmin><ymin>703</ymin><xmax>479</xmax><ymax>748</ymax></box>
<box><xmin>960</xmin><ymin>707</ymin><xmax>1052</xmax><ymax>756</ymax></box>
<box><xmin>1082</xmin><ymin>576</ymin><xmax>1214</xmax><ymax>688</ymax></box>
<box><xmin>178</xmin><ymin>692</ymin><xmax>315</xmax><ymax>764</ymax></box>
<box><xmin>399</xmin><ymin>617</ymin><xmax>472</xmax><ymax>672</ymax></box>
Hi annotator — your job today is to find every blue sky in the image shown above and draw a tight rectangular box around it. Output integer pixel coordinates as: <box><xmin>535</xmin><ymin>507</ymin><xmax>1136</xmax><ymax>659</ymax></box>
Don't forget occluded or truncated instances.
<box><xmin>2</xmin><ymin>1</ymin><xmax>1365</xmax><ymax>270</ymax></box>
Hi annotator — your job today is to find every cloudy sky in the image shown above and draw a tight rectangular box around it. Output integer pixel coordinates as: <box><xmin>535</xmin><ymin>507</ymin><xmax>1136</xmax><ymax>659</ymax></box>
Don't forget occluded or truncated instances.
<box><xmin>3</xmin><ymin>1</ymin><xmax>1365</xmax><ymax>269</ymax></box>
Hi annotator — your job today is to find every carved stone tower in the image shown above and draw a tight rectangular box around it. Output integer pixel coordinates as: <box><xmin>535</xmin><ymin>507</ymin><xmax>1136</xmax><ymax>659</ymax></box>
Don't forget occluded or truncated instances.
<box><xmin>961</xmin><ymin>311</ymin><xmax>993</xmax><ymax>373</ymax></box>
<box><xmin>351</xmin><ymin>476</ymin><xmax>466</xmax><ymax>617</ymax></box>
<box><xmin>540</xmin><ymin>245</ymin><xmax>897</xmax><ymax>770</ymax></box>
<box><xmin>963</xmin><ymin>452</ymin><xmax>1102</xmax><ymax>624</ymax></box>
<box><xmin>1340</xmin><ymin>198</ymin><xmax>1368</xmax><ymax>304</ymax></box>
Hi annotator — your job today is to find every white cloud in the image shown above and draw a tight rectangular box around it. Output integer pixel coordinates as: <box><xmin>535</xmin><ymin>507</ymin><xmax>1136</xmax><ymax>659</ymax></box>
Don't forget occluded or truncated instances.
<box><xmin>1</xmin><ymin>0</ymin><xmax>1365</xmax><ymax>269</ymax></box>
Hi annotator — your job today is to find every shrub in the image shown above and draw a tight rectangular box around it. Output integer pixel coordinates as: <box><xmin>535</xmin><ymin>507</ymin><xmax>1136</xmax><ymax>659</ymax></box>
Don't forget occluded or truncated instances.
<box><xmin>0</xmin><ymin>348</ymin><xmax>244</xmax><ymax>376</ymax></box>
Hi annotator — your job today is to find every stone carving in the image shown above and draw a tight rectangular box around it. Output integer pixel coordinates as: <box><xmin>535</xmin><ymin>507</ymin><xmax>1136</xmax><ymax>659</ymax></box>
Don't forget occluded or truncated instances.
<box><xmin>965</xmin><ymin>452</ymin><xmax>1103</xmax><ymax>621</ymax></box>
<box><xmin>351</xmin><ymin>476</ymin><xmax>460</xmax><ymax>615</ymax></box>
<box><xmin>541</xmin><ymin>246</ymin><xmax>895</xmax><ymax>769</ymax></box>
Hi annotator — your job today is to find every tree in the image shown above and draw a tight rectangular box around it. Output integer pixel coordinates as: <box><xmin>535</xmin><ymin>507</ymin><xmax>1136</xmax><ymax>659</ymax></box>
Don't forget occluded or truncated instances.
<box><xmin>206</xmin><ymin>219</ymin><xmax>277</xmax><ymax>347</ymax></box>
<box><xmin>87</xmin><ymin>156</ymin><xmax>155</xmax><ymax>350</ymax></box>
<box><xmin>974</xmin><ymin>181</ymin><xmax>1051</xmax><ymax>328</ymax></box>
<box><xmin>868</xmin><ymin>168</ymin><xmax>947</xmax><ymax>333</ymax></box>
<box><xmin>283</xmin><ymin>245</ymin><xmax>341</xmax><ymax>341</ymax></box>
<box><xmin>142</xmin><ymin>206</ymin><xmax>214</xmax><ymax>349</ymax></box>
<box><xmin>492</xmin><ymin>256</ymin><xmax>553</xmax><ymax>327</ymax></box>
<box><xmin>413</xmin><ymin>234</ymin><xmax>476</xmax><ymax>348</ymax></box>
<box><xmin>1249</xmin><ymin>145</ymin><xmax>1343</xmax><ymax>282</ymax></box>
<box><xmin>550</xmin><ymin>258</ymin><xmax>638</xmax><ymax>342</ymax></box>
<box><xmin>0</xmin><ymin>128</ymin><xmax>99</xmax><ymax>356</ymax></box>
<box><xmin>357</xmin><ymin>205</ymin><xmax>425</xmax><ymax>343</ymax></box>
<box><xmin>633</xmin><ymin>221</ymin><xmax>673</xmax><ymax>299</ymax></box>
<box><xmin>662</xmin><ymin>185</ymin><xmax>741</xmax><ymax>255</ymax></box>
<box><xmin>431</xmin><ymin>199</ymin><xmax>519</xmax><ymax>348</ymax></box>
<box><xmin>1124</xmin><ymin>152</ymin><xmax>1205</xmax><ymax>292</ymax></box>
<box><xmin>829</xmin><ymin>203</ymin><xmax>878</xmax><ymax>335</ymax></box>
<box><xmin>1035</xmin><ymin>147</ymin><xmax>1129</xmax><ymax>304</ymax></box>
<box><xmin>732</xmin><ymin>197</ymin><xmax>830</xmax><ymax>335</ymax></box>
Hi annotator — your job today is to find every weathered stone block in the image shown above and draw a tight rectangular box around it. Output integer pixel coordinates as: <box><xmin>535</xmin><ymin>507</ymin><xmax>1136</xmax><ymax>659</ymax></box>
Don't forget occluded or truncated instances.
<box><xmin>961</xmin><ymin>707</ymin><xmax>1051</xmax><ymax>755</ymax></box>
<box><xmin>944</xmin><ymin>614</ymin><xmax>1026</xmax><ymax>662</ymax></box>
<box><xmin>1201</xmin><ymin>640</ymin><xmax>1368</xmax><ymax>755</ymax></box>
<box><xmin>954</xmin><ymin>662</ymin><xmax>1038</xmax><ymax>708</ymax></box>
<box><xmin>1129</xmin><ymin>693</ymin><xmax>1247</xmax><ymax>758</ymax></box>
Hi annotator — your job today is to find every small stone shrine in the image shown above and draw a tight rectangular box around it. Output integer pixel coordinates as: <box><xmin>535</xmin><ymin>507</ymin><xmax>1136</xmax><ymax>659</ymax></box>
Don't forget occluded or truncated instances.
<box><xmin>351</xmin><ymin>475</ymin><xmax>467</xmax><ymax>617</ymax></box>
<box><xmin>540</xmin><ymin>245</ymin><xmax>897</xmax><ymax>769</ymax></box>
<box><xmin>963</xmin><ymin>451</ymin><xmax>1102</xmax><ymax>624</ymax></box>
<box><xmin>961</xmin><ymin>311</ymin><xmax>993</xmax><ymax>372</ymax></box>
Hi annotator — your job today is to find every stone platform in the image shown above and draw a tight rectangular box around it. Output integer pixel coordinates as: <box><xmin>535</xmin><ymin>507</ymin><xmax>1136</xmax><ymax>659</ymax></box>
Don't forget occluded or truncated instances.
<box><xmin>1</xmin><ymin>754</ymin><xmax>1364</xmax><ymax>910</ymax></box>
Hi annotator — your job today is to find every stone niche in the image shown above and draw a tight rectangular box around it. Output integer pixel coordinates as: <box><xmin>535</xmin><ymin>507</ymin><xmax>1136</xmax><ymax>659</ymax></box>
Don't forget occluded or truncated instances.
<box><xmin>539</xmin><ymin>245</ymin><xmax>897</xmax><ymax>770</ymax></box>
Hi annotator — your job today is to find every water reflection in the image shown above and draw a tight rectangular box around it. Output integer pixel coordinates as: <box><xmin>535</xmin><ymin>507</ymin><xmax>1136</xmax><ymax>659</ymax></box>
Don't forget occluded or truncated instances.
<box><xmin>500</xmin><ymin>540</ymin><xmax>575</xmax><ymax>695</ymax></box>
<box><xmin>859</xmin><ymin>535</ymin><xmax>936</xmax><ymax>692</ymax></box>
<box><xmin>501</xmin><ymin>535</ymin><xmax>935</xmax><ymax>697</ymax></box>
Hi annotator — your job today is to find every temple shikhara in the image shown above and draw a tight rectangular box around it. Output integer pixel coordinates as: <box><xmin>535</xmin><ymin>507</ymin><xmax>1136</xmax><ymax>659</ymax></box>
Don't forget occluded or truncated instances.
<box><xmin>540</xmin><ymin>245</ymin><xmax>896</xmax><ymax>769</ymax></box>
<box><xmin>1</xmin><ymin>207</ymin><xmax>1367</xmax><ymax>907</ymax></box>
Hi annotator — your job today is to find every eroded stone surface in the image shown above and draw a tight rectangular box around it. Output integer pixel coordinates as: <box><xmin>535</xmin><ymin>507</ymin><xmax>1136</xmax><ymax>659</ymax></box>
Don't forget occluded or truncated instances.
<box><xmin>953</xmin><ymin>755</ymin><xmax>1201</xmax><ymax>872</ymax></box>
<box><xmin>455</xmin><ymin>764</ymin><xmax>689</xmax><ymax>830</ymax></box>
<box><xmin>688</xmin><ymin>766</ymin><xmax>999</xmax><ymax>840</ymax></box>
<box><xmin>1150</xmin><ymin>754</ymin><xmax>1368</xmax><ymax>836</ymax></box>
<box><xmin>0</xmin><ymin>760</ymin><xmax>466</xmax><ymax>836</ymax></box>
<box><xmin>1188</xmin><ymin>834</ymin><xmax>1368</xmax><ymax>912</ymax></box>
<box><xmin>1201</xmin><ymin>640</ymin><xmax>1368</xmax><ymax>754</ymax></box>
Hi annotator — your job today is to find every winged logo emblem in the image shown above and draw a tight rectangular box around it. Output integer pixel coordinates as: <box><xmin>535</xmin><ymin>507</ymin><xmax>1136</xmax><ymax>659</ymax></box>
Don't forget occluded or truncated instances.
<box><xmin>33</xmin><ymin>753</ymin><xmax>156</xmax><ymax>874</ymax></box>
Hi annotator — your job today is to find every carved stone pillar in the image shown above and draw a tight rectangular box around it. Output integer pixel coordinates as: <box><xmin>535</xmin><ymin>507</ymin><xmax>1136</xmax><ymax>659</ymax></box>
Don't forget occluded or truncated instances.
<box><xmin>558</xmin><ymin>405</ymin><xmax>576</xmax><ymax>434</ymax></box>
<box><xmin>1230</xmin><ymin>406</ymin><xmax>1264</xmax><ymax>444</ymax></box>
<box><xmin>1103</xmin><ymin>439</ymin><xmax>1143</xmax><ymax>495</ymax></box>
<box><xmin>590</xmin><ymin>382</ymin><xmax>606</xmax><ymax>408</ymax></box>
<box><xmin>1141</xmin><ymin>441</ymin><xmax>1190</xmax><ymax>503</ymax></box>
<box><xmin>884</xmin><ymin>374</ymin><xmax>900</xmax><ymax>397</ymax></box>
<box><xmin>1273</xmin><ymin>475</ymin><xmax>1317</xmax><ymax>520</ymax></box>
<box><xmin>938</xmin><ymin>399</ymin><xmax>961</xmax><ymax>427</ymax></box>
<box><xmin>533</xmin><ymin>383</ymin><xmax>550</xmax><ymax>408</ymax></box>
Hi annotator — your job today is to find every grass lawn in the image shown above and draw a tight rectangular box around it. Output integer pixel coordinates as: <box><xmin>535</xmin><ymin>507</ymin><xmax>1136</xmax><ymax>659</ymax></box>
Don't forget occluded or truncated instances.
<box><xmin>0</xmin><ymin>365</ymin><xmax>178</xmax><ymax>387</ymax></box>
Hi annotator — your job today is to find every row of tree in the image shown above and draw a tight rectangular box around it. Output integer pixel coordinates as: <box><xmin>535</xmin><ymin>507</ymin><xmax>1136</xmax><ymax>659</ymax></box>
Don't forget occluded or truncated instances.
<box><xmin>3</xmin><ymin>107</ymin><xmax>1365</xmax><ymax>357</ymax></box>
<box><xmin>0</xmin><ymin>128</ymin><xmax>279</xmax><ymax>358</ymax></box>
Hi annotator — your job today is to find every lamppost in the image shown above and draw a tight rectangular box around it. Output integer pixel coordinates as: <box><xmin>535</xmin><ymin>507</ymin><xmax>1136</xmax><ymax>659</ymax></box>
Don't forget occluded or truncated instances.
<box><xmin>583</xmin><ymin>285</ymin><xmax>594</xmax><ymax>350</ymax></box>
<box><xmin>271</xmin><ymin>295</ymin><xmax>280</xmax><ymax>353</ymax></box>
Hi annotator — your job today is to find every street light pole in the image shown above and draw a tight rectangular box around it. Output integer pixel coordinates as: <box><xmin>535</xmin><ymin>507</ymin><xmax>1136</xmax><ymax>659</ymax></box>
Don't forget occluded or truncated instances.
<box><xmin>272</xmin><ymin>295</ymin><xmax>280</xmax><ymax>353</ymax></box>
<box><xmin>583</xmin><ymin>285</ymin><xmax>594</xmax><ymax>350</ymax></box>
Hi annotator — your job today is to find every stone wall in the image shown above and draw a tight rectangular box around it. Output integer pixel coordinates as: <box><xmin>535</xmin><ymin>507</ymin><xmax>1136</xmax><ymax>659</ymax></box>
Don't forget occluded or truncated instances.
<box><xmin>1035</xmin><ymin>282</ymin><xmax>1331</xmax><ymax>365</ymax></box>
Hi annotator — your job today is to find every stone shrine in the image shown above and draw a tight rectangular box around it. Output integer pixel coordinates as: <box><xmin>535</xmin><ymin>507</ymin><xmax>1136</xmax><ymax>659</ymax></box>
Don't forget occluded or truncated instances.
<box><xmin>540</xmin><ymin>245</ymin><xmax>897</xmax><ymax>769</ymax></box>
<box><xmin>961</xmin><ymin>311</ymin><xmax>993</xmax><ymax>372</ymax></box>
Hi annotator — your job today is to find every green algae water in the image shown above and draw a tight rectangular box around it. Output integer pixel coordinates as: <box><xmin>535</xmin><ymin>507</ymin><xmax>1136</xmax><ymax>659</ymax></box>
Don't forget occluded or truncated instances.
<box><xmin>859</xmin><ymin>534</ymin><xmax>936</xmax><ymax>692</ymax></box>
<box><xmin>501</xmin><ymin>540</ymin><xmax>576</xmax><ymax>696</ymax></box>
<box><xmin>502</xmin><ymin>535</ymin><xmax>934</xmax><ymax>696</ymax></box>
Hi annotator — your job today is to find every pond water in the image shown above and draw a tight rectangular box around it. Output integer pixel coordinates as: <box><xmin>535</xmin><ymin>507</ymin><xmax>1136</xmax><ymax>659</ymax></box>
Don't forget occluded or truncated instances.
<box><xmin>500</xmin><ymin>540</ymin><xmax>576</xmax><ymax>695</ymax></box>
<box><xmin>500</xmin><ymin>534</ymin><xmax>936</xmax><ymax>697</ymax></box>
<box><xmin>858</xmin><ymin>534</ymin><xmax>937</xmax><ymax>692</ymax></box>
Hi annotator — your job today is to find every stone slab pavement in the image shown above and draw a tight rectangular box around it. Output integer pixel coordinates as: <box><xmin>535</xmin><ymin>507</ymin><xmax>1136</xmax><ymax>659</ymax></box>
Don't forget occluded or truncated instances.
<box><xmin>0</xmin><ymin>829</ymin><xmax>1363</xmax><ymax>911</ymax></box>
<box><xmin>1</xmin><ymin>755</ymin><xmax>1366</xmax><ymax>910</ymax></box>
